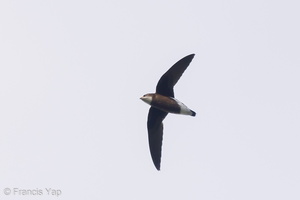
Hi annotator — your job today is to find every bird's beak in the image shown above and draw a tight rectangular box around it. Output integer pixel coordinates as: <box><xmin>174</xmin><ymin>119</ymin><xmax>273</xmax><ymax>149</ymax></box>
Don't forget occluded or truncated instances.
<box><xmin>140</xmin><ymin>96</ymin><xmax>147</xmax><ymax>103</ymax></box>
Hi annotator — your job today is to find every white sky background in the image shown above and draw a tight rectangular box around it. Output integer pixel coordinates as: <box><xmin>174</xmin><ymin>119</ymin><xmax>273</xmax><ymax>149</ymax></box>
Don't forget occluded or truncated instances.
<box><xmin>0</xmin><ymin>0</ymin><xmax>299</xmax><ymax>199</ymax></box>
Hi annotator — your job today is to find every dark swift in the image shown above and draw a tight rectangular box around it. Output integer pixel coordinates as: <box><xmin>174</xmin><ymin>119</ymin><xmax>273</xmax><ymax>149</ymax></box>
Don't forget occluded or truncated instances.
<box><xmin>140</xmin><ymin>54</ymin><xmax>196</xmax><ymax>170</ymax></box>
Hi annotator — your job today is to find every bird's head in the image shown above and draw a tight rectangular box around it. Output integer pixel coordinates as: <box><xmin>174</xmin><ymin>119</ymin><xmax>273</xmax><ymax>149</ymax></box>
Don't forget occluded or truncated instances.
<box><xmin>140</xmin><ymin>93</ymin><xmax>154</xmax><ymax>105</ymax></box>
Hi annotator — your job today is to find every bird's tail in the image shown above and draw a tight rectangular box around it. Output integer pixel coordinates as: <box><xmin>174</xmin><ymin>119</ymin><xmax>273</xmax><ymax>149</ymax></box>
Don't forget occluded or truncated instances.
<box><xmin>190</xmin><ymin>110</ymin><xmax>196</xmax><ymax>117</ymax></box>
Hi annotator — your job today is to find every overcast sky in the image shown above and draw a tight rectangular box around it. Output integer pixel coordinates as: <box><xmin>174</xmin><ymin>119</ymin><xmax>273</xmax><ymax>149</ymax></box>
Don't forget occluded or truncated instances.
<box><xmin>1</xmin><ymin>1</ymin><xmax>299</xmax><ymax>199</ymax></box>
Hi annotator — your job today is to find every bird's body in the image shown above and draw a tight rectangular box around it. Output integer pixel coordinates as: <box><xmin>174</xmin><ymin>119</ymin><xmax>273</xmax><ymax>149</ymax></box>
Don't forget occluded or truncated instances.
<box><xmin>141</xmin><ymin>93</ymin><xmax>196</xmax><ymax>116</ymax></box>
<box><xmin>140</xmin><ymin>54</ymin><xmax>196</xmax><ymax>170</ymax></box>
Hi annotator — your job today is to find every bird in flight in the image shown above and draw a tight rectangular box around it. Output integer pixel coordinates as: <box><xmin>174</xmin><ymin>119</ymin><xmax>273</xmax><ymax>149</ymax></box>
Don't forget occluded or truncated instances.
<box><xmin>140</xmin><ymin>54</ymin><xmax>196</xmax><ymax>170</ymax></box>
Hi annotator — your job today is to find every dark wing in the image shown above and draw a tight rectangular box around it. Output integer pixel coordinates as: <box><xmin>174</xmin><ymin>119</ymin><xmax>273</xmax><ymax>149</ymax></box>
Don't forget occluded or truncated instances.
<box><xmin>147</xmin><ymin>107</ymin><xmax>168</xmax><ymax>170</ymax></box>
<box><xmin>156</xmin><ymin>54</ymin><xmax>195</xmax><ymax>97</ymax></box>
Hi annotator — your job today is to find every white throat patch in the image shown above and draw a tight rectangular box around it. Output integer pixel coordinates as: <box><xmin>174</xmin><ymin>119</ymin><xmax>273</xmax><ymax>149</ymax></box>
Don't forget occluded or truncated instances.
<box><xmin>140</xmin><ymin>95</ymin><xmax>153</xmax><ymax>105</ymax></box>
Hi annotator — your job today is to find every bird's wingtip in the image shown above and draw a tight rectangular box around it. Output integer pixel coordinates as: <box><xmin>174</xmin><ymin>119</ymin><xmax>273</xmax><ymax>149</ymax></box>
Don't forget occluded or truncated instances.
<box><xmin>154</xmin><ymin>163</ymin><xmax>161</xmax><ymax>171</ymax></box>
<box><xmin>185</xmin><ymin>53</ymin><xmax>195</xmax><ymax>60</ymax></box>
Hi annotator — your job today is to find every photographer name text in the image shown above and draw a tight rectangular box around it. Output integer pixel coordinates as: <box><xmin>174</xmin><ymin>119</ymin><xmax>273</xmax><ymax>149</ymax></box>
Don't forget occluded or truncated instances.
<box><xmin>3</xmin><ymin>187</ymin><xmax>62</xmax><ymax>197</ymax></box>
